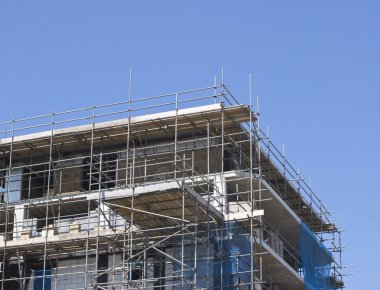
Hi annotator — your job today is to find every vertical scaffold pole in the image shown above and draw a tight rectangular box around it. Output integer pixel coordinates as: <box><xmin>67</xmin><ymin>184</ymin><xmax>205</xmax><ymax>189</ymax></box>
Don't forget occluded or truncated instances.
<box><xmin>256</xmin><ymin>93</ymin><xmax>263</xmax><ymax>288</ymax></box>
<box><xmin>249</xmin><ymin>73</ymin><xmax>255</xmax><ymax>290</ymax></box>
<box><xmin>129</xmin><ymin>146</ymin><xmax>136</xmax><ymax>285</ymax></box>
<box><xmin>181</xmin><ymin>157</ymin><xmax>185</xmax><ymax>287</ymax></box>
<box><xmin>125</xmin><ymin>68</ymin><xmax>132</xmax><ymax>188</ymax></box>
<box><xmin>214</xmin><ymin>76</ymin><xmax>217</xmax><ymax>104</ymax></box>
<box><xmin>194</xmin><ymin>199</ymin><xmax>198</xmax><ymax>287</ymax></box>
<box><xmin>124</xmin><ymin>68</ymin><xmax>132</xmax><ymax>288</ymax></box>
<box><xmin>220</xmin><ymin>66</ymin><xmax>225</xmax><ymax>288</ymax></box>
<box><xmin>206</xmin><ymin>120</ymin><xmax>211</xmax><ymax>290</ymax></box>
<box><xmin>221</xmin><ymin>66</ymin><xmax>225</xmax><ymax>214</ymax></box>
<box><xmin>42</xmin><ymin>112</ymin><xmax>55</xmax><ymax>290</ymax></box>
<box><xmin>174</xmin><ymin>93</ymin><xmax>178</xmax><ymax>180</ymax></box>
<box><xmin>84</xmin><ymin>106</ymin><xmax>95</xmax><ymax>289</ymax></box>
<box><xmin>95</xmin><ymin>150</ymin><xmax>103</xmax><ymax>288</ymax></box>
<box><xmin>1</xmin><ymin>118</ymin><xmax>15</xmax><ymax>290</ymax></box>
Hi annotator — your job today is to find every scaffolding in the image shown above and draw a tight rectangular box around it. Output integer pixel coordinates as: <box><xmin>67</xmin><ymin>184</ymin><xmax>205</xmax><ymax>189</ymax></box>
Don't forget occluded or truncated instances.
<box><xmin>0</xmin><ymin>76</ymin><xmax>344</xmax><ymax>290</ymax></box>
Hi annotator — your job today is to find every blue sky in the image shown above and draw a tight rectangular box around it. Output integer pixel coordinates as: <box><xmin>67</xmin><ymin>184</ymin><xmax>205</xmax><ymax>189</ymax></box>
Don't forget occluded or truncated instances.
<box><xmin>1</xmin><ymin>1</ymin><xmax>379</xmax><ymax>288</ymax></box>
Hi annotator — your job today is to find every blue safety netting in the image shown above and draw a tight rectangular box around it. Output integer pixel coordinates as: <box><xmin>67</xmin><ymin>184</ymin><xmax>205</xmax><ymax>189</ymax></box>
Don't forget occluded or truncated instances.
<box><xmin>214</xmin><ymin>222</ymin><xmax>252</xmax><ymax>289</ymax></box>
<box><xmin>300</xmin><ymin>222</ymin><xmax>332</xmax><ymax>290</ymax></box>
<box><xmin>33</xmin><ymin>269</ymin><xmax>52</xmax><ymax>290</ymax></box>
<box><xmin>173</xmin><ymin>222</ymin><xmax>252</xmax><ymax>289</ymax></box>
<box><xmin>173</xmin><ymin>237</ymin><xmax>214</xmax><ymax>289</ymax></box>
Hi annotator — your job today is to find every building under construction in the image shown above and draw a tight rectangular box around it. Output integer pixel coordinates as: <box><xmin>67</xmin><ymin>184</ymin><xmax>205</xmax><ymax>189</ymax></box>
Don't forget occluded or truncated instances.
<box><xmin>0</xmin><ymin>80</ymin><xmax>344</xmax><ymax>290</ymax></box>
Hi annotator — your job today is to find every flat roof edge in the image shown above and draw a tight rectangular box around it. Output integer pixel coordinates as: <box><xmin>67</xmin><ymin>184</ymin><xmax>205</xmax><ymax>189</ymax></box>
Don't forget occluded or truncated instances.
<box><xmin>0</xmin><ymin>103</ymin><xmax>245</xmax><ymax>145</ymax></box>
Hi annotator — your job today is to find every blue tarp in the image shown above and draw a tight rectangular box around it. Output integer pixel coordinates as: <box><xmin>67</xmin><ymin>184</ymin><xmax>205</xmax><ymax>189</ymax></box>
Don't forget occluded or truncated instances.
<box><xmin>33</xmin><ymin>269</ymin><xmax>52</xmax><ymax>290</ymax></box>
<box><xmin>173</xmin><ymin>222</ymin><xmax>252</xmax><ymax>289</ymax></box>
<box><xmin>300</xmin><ymin>222</ymin><xmax>332</xmax><ymax>290</ymax></box>
<box><xmin>173</xmin><ymin>238</ymin><xmax>214</xmax><ymax>289</ymax></box>
<box><xmin>214</xmin><ymin>222</ymin><xmax>252</xmax><ymax>289</ymax></box>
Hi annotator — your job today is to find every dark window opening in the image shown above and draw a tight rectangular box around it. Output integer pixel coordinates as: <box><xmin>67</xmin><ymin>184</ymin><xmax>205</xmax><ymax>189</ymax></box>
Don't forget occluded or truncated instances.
<box><xmin>131</xmin><ymin>268</ymin><xmax>142</xmax><ymax>281</ymax></box>
<box><xmin>97</xmin><ymin>253</ymin><xmax>108</xmax><ymax>285</ymax></box>
<box><xmin>224</xmin><ymin>150</ymin><xmax>239</xmax><ymax>172</ymax></box>
<box><xmin>0</xmin><ymin>169</ymin><xmax>5</xmax><ymax>202</ymax></box>
<box><xmin>3</xmin><ymin>263</ymin><xmax>21</xmax><ymax>290</ymax></box>
<box><xmin>223</xmin><ymin>150</ymin><xmax>233</xmax><ymax>172</ymax></box>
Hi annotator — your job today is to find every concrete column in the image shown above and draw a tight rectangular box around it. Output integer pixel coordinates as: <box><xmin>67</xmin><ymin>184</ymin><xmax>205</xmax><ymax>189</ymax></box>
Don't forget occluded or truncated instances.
<box><xmin>13</xmin><ymin>204</ymin><xmax>26</xmax><ymax>240</ymax></box>
<box><xmin>213</xmin><ymin>174</ymin><xmax>227</xmax><ymax>214</ymax></box>
<box><xmin>98</xmin><ymin>203</ymin><xmax>110</xmax><ymax>230</ymax></box>
<box><xmin>42</xmin><ymin>224</ymin><xmax>58</xmax><ymax>237</ymax></box>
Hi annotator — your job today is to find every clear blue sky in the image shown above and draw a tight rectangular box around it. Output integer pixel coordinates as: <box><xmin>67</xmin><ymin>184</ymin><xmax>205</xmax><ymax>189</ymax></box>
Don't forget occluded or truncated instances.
<box><xmin>0</xmin><ymin>1</ymin><xmax>379</xmax><ymax>289</ymax></box>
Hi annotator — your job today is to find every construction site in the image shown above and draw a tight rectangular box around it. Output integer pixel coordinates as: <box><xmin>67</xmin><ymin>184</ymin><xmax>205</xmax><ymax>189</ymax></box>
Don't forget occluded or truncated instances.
<box><xmin>0</xmin><ymin>78</ymin><xmax>344</xmax><ymax>290</ymax></box>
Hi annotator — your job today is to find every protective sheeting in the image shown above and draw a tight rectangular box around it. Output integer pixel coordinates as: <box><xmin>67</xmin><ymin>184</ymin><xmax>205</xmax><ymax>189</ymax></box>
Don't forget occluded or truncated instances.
<box><xmin>173</xmin><ymin>238</ymin><xmax>214</xmax><ymax>289</ymax></box>
<box><xmin>173</xmin><ymin>222</ymin><xmax>252</xmax><ymax>289</ymax></box>
<box><xmin>214</xmin><ymin>222</ymin><xmax>252</xmax><ymax>289</ymax></box>
<box><xmin>300</xmin><ymin>222</ymin><xmax>332</xmax><ymax>290</ymax></box>
<box><xmin>33</xmin><ymin>269</ymin><xmax>52</xmax><ymax>290</ymax></box>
